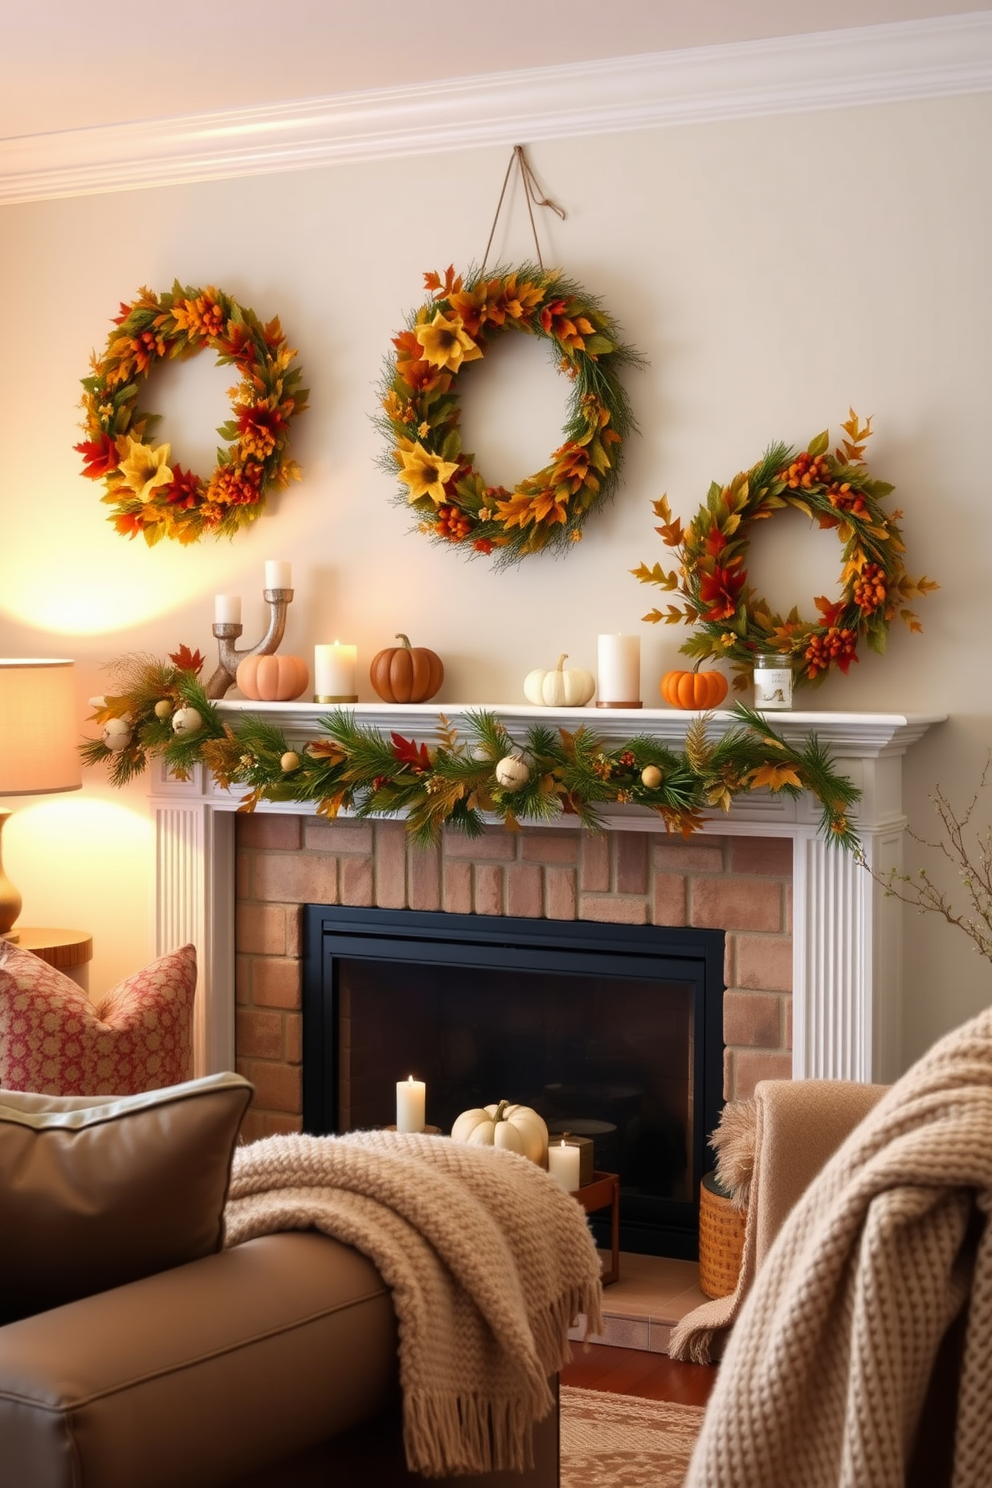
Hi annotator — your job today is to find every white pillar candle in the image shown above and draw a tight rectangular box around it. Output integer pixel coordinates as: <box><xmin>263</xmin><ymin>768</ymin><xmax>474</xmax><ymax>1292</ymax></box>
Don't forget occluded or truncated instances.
<box><xmin>396</xmin><ymin>1076</ymin><xmax>426</xmax><ymax>1134</ymax></box>
<box><xmin>314</xmin><ymin>642</ymin><xmax>358</xmax><ymax>701</ymax></box>
<box><xmin>214</xmin><ymin>594</ymin><xmax>241</xmax><ymax>624</ymax></box>
<box><xmin>547</xmin><ymin>1138</ymin><xmax>582</xmax><ymax>1193</ymax></box>
<box><xmin>264</xmin><ymin>560</ymin><xmax>292</xmax><ymax>590</ymax></box>
<box><xmin>596</xmin><ymin>634</ymin><xmax>641</xmax><ymax>706</ymax></box>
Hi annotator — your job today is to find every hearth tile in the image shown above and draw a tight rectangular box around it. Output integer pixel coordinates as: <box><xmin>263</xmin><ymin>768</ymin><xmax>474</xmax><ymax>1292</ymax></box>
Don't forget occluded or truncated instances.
<box><xmin>567</xmin><ymin>1253</ymin><xmax>708</xmax><ymax>1354</ymax></box>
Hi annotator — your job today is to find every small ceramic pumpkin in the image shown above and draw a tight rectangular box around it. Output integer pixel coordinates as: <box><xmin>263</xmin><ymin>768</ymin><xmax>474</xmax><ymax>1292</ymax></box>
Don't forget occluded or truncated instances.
<box><xmin>370</xmin><ymin>634</ymin><xmax>444</xmax><ymax>704</ymax></box>
<box><xmin>661</xmin><ymin>668</ymin><xmax>729</xmax><ymax>710</ymax></box>
<box><xmin>450</xmin><ymin>1100</ymin><xmax>549</xmax><ymax>1166</ymax></box>
<box><xmin>495</xmin><ymin>755</ymin><xmax>530</xmax><ymax>792</ymax></box>
<box><xmin>236</xmin><ymin>653</ymin><xmax>310</xmax><ymax>702</ymax></box>
<box><xmin>171</xmin><ymin>706</ymin><xmax>204</xmax><ymax>737</ymax></box>
<box><xmin>523</xmin><ymin>654</ymin><xmax>596</xmax><ymax>708</ymax></box>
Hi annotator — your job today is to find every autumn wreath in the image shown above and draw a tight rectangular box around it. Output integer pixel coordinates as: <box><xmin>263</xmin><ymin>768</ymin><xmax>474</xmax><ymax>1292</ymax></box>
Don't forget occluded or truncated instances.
<box><xmin>77</xmin><ymin>283</ymin><xmax>308</xmax><ymax>545</ymax></box>
<box><xmin>633</xmin><ymin>411</ymin><xmax>937</xmax><ymax>691</ymax></box>
<box><xmin>378</xmin><ymin>265</ymin><xmax>641</xmax><ymax>566</ymax></box>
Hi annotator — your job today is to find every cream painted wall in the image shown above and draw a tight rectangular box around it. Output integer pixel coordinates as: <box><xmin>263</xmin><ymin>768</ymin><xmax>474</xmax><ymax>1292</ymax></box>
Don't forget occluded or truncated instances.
<box><xmin>1</xmin><ymin>93</ymin><xmax>989</xmax><ymax>1065</ymax></box>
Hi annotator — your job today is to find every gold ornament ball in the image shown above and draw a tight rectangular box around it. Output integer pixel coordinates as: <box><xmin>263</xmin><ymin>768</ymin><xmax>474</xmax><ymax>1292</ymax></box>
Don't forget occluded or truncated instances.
<box><xmin>154</xmin><ymin>699</ymin><xmax>173</xmax><ymax>720</ymax></box>
<box><xmin>280</xmin><ymin>751</ymin><xmax>301</xmax><ymax>773</ymax></box>
<box><xmin>495</xmin><ymin>755</ymin><xmax>530</xmax><ymax>792</ymax></box>
<box><xmin>641</xmin><ymin>764</ymin><xmax>662</xmax><ymax>789</ymax></box>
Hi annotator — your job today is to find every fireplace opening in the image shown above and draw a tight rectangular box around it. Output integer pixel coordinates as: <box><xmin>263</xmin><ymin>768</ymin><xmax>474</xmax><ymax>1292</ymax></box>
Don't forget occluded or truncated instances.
<box><xmin>302</xmin><ymin>906</ymin><xmax>725</xmax><ymax>1258</ymax></box>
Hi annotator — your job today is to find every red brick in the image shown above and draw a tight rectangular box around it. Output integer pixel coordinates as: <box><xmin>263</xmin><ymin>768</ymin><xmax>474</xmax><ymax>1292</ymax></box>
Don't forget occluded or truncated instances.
<box><xmin>545</xmin><ymin>868</ymin><xmax>576</xmax><ymax>921</ymax></box>
<box><xmin>246</xmin><ymin>1061</ymin><xmax>302</xmax><ymax>1114</ymax></box>
<box><xmin>736</xmin><ymin>935</ymin><xmax>793</xmax><ymax>992</ymax></box>
<box><xmin>579</xmin><ymin>896</ymin><xmax>648</xmax><ymax>925</ymax></box>
<box><xmin>374</xmin><ymin>822</ymin><xmax>407</xmax><ymax>909</ymax></box>
<box><xmin>254</xmin><ymin>851</ymin><xmax>338</xmax><ymax>904</ymax></box>
<box><xmin>580</xmin><ymin>834</ymin><xmax>610</xmax><ymax>893</ymax></box>
<box><xmin>252</xmin><ymin>958</ymin><xmax>301</xmax><ymax>1010</ymax></box>
<box><xmin>236</xmin><ymin>1008</ymin><xmax>285</xmax><ymax>1059</ymax></box>
<box><xmin>733</xmin><ymin>1050</ymin><xmax>793</xmax><ymax>1099</ymax></box>
<box><xmin>731</xmin><ymin>837</ymin><xmax>793</xmax><ymax>877</ymax></box>
<box><xmin>236</xmin><ymin>851</ymin><xmax>251</xmax><ymax>901</ymax></box>
<box><xmin>521</xmin><ymin>830</ymin><xmax>580</xmax><ymax>864</ymax></box>
<box><xmin>236</xmin><ymin>904</ymin><xmax>288</xmax><ymax>955</ymax></box>
<box><xmin>238</xmin><ymin>1108</ymin><xmax>268</xmax><ymax>1145</ymax></box>
<box><xmin>255</xmin><ymin>1112</ymin><xmax>304</xmax><ymax>1137</ymax></box>
<box><xmin>785</xmin><ymin>996</ymin><xmax>793</xmax><ymax>1051</ymax></box>
<box><xmin>284</xmin><ymin>1012</ymin><xmax>302</xmax><ymax>1064</ymax></box>
<box><xmin>652</xmin><ymin>874</ymin><xmax>686</xmax><ymax>927</ymax></box>
<box><xmin>340</xmin><ymin>856</ymin><xmax>374</xmax><ymax>906</ymax></box>
<box><xmin>444</xmin><ymin>829</ymin><xmax>517</xmax><ymax>860</ymax></box>
<box><xmin>236</xmin><ymin>814</ymin><xmax>303</xmax><ymax>851</ymax></box>
<box><xmin>286</xmin><ymin>905</ymin><xmax>303</xmax><ymax>958</ymax></box>
<box><xmin>689</xmin><ymin>878</ymin><xmax>782</xmax><ymax>932</ymax></box>
<box><xmin>443</xmin><ymin>861</ymin><xmax>473</xmax><ymax>915</ymax></box>
<box><xmin>408</xmin><ymin>843</ymin><xmax>441</xmax><ymax>911</ymax></box>
<box><xmin>507</xmin><ymin>863</ymin><xmax>543</xmax><ymax>918</ymax></box>
<box><xmin>303</xmin><ymin>819</ymin><xmax>374</xmax><ymax>854</ymax></box>
<box><xmin>722</xmin><ymin>991</ymin><xmax>783</xmax><ymax>1049</ymax></box>
<box><xmin>474</xmin><ymin>864</ymin><xmax>504</xmax><ymax>916</ymax></box>
<box><xmin>616</xmin><ymin>833</ymin><xmax>649</xmax><ymax>895</ymax></box>
<box><xmin>723</xmin><ymin>935</ymin><xmax>736</xmax><ymax>990</ymax></box>
<box><xmin>651</xmin><ymin>839</ymin><xmax>726</xmax><ymax>873</ymax></box>
<box><xmin>723</xmin><ymin>1046</ymin><xmax>734</xmax><ymax>1102</ymax></box>
<box><xmin>235</xmin><ymin>955</ymin><xmax>250</xmax><ymax>1005</ymax></box>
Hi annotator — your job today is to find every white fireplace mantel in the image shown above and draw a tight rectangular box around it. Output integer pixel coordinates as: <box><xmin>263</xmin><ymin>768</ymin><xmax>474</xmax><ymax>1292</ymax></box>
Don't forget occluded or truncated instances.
<box><xmin>150</xmin><ymin>703</ymin><xmax>944</xmax><ymax>1087</ymax></box>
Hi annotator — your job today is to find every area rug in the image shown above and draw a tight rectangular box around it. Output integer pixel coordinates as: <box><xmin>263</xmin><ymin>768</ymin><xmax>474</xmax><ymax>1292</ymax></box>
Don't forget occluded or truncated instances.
<box><xmin>561</xmin><ymin>1385</ymin><xmax>706</xmax><ymax>1487</ymax></box>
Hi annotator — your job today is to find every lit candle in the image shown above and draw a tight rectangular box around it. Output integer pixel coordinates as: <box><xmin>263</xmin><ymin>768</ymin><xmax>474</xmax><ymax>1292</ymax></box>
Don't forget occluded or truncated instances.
<box><xmin>596</xmin><ymin>634</ymin><xmax>641</xmax><ymax>707</ymax></box>
<box><xmin>396</xmin><ymin>1076</ymin><xmax>426</xmax><ymax>1134</ymax></box>
<box><xmin>264</xmin><ymin>560</ymin><xmax>292</xmax><ymax>591</ymax></box>
<box><xmin>547</xmin><ymin>1138</ymin><xmax>581</xmax><ymax>1192</ymax></box>
<box><xmin>314</xmin><ymin>642</ymin><xmax>358</xmax><ymax>702</ymax></box>
<box><xmin>214</xmin><ymin>594</ymin><xmax>242</xmax><ymax>624</ymax></box>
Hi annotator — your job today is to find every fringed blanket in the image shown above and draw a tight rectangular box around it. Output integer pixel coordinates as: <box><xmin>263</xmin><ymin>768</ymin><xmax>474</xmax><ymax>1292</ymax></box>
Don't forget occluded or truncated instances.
<box><xmin>684</xmin><ymin>1005</ymin><xmax>992</xmax><ymax>1488</ymax></box>
<box><xmin>224</xmin><ymin>1130</ymin><xmax>603</xmax><ymax>1477</ymax></box>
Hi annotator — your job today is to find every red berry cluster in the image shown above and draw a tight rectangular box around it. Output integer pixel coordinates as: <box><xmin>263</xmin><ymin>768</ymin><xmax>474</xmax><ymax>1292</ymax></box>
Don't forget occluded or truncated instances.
<box><xmin>435</xmin><ymin>504</ymin><xmax>473</xmax><ymax>540</ymax></box>
<box><xmin>804</xmin><ymin>626</ymin><xmax>858</xmax><ymax>677</ymax></box>
<box><xmin>852</xmin><ymin>563</ymin><xmax>887</xmax><ymax>615</ymax></box>
<box><xmin>779</xmin><ymin>452</ymin><xmax>829</xmax><ymax>490</ymax></box>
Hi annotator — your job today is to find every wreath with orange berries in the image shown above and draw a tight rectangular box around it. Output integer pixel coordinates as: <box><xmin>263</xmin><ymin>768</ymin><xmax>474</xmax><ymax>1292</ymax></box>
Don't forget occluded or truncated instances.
<box><xmin>633</xmin><ymin>411</ymin><xmax>938</xmax><ymax>690</ymax></box>
<box><xmin>77</xmin><ymin>282</ymin><xmax>308</xmax><ymax>546</ymax></box>
<box><xmin>378</xmin><ymin>264</ymin><xmax>642</xmax><ymax>567</ymax></box>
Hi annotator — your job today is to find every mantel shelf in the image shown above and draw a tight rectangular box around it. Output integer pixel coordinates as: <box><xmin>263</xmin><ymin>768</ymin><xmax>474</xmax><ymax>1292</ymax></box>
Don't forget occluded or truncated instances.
<box><xmin>216</xmin><ymin>700</ymin><xmax>947</xmax><ymax>758</ymax></box>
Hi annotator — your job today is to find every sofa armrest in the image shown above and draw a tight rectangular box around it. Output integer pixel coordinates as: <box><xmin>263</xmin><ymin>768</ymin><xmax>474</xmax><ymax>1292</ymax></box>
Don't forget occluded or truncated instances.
<box><xmin>0</xmin><ymin>1232</ymin><xmax>398</xmax><ymax>1488</ymax></box>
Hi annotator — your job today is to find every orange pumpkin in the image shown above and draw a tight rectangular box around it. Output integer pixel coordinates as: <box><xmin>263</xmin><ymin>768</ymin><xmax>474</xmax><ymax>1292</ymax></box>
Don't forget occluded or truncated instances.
<box><xmin>661</xmin><ymin>668</ymin><xmax>729</xmax><ymax>710</ymax></box>
<box><xmin>370</xmin><ymin>634</ymin><xmax>444</xmax><ymax>704</ymax></box>
<box><xmin>236</xmin><ymin>653</ymin><xmax>310</xmax><ymax>702</ymax></box>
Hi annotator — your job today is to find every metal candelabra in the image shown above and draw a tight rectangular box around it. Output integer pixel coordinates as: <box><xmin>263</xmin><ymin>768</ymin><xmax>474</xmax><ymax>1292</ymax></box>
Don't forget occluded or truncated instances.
<box><xmin>205</xmin><ymin>588</ymin><xmax>293</xmax><ymax>699</ymax></box>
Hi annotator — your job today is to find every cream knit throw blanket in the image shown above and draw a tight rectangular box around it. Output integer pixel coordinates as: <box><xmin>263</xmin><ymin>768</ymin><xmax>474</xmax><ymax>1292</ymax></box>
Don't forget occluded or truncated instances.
<box><xmin>685</xmin><ymin>1005</ymin><xmax>992</xmax><ymax>1488</ymax></box>
<box><xmin>224</xmin><ymin>1129</ymin><xmax>603</xmax><ymax>1477</ymax></box>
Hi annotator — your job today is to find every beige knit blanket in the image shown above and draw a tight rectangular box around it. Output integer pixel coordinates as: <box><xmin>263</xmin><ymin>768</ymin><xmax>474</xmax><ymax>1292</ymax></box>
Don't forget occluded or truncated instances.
<box><xmin>224</xmin><ymin>1129</ymin><xmax>603</xmax><ymax>1477</ymax></box>
<box><xmin>684</xmin><ymin>1005</ymin><xmax>992</xmax><ymax>1488</ymax></box>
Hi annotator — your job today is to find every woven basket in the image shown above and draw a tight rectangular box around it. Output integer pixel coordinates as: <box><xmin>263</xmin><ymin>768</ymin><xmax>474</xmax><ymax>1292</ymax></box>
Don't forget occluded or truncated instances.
<box><xmin>698</xmin><ymin>1171</ymin><xmax>747</xmax><ymax>1299</ymax></box>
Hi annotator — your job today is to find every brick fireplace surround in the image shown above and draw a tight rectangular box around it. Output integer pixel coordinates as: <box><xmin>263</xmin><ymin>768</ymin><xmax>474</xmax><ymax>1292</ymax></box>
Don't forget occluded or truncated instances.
<box><xmin>151</xmin><ymin>702</ymin><xmax>943</xmax><ymax>1144</ymax></box>
<box><xmin>233</xmin><ymin>817</ymin><xmax>793</xmax><ymax>1142</ymax></box>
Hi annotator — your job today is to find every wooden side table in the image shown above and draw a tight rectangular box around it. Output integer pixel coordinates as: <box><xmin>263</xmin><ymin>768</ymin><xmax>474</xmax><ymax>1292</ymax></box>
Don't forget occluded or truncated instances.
<box><xmin>15</xmin><ymin>928</ymin><xmax>93</xmax><ymax>993</ymax></box>
<box><xmin>574</xmin><ymin>1171</ymin><xmax>620</xmax><ymax>1286</ymax></box>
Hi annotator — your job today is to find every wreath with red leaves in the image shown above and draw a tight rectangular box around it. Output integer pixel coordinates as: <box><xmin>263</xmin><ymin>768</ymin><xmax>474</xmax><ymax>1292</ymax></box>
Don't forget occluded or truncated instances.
<box><xmin>77</xmin><ymin>282</ymin><xmax>308</xmax><ymax>545</ymax></box>
<box><xmin>634</xmin><ymin>411</ymin><xmax>937</xmax><ymax>690</ymax></box>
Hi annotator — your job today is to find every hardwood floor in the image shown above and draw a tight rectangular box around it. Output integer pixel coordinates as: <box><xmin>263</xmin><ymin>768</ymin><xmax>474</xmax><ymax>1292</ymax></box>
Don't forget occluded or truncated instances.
<box><xmin>561</xmin><ymin>1343</ymin><xmax>717</xmax><ymax>1408</ymax></box>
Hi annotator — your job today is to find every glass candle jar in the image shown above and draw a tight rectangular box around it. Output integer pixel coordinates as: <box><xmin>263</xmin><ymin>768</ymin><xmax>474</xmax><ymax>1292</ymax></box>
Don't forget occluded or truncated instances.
<box><xmin>753</xmin><ymin>653</ymin><xmax>793</xmax><ymax>710</ymax></box>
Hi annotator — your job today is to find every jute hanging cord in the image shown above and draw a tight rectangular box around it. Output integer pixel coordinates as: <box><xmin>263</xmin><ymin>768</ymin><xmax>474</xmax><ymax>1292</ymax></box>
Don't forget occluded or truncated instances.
<box><xmin>377</xmin><ymin>143</ymin><xmax>644</xmax><ymax>566</ymax></box>
<box><xmin>480</xmin><ymin>143</ymin><xmax>566</xmax><ymax>274</ymax></box>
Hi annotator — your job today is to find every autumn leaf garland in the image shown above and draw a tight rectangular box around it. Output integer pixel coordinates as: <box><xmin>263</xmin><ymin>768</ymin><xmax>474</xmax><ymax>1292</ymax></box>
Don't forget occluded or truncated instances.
<box><xmin>80</xmin><ymin>656</ymin><xmax>862</xmax><ymax>851</ymax></box>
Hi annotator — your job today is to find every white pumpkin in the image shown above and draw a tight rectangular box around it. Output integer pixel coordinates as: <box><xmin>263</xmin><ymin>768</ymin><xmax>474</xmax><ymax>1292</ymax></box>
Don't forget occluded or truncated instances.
<box><xmin>450</xmin><ymin>1100</ymin><xmax>549</xmax><ymax>1166</ymax></box>
<box><xmin>172</xmin><ymin>706</ymin><xmax>204</xmax><ymax>737</ymax></box>
<box><xmin>523</xmin><ymin>654</ymin><xmax>596</xmax><ymax>708</ymax></box>
<box><xmin>101</xmin><ymin>717</ymin><xmax>133</xmax><ymax>753</ymax></box>
<box><xmin>495</xmin><ymin>755</ymin><xmax>530</xmax><ymax>792</ymax></box>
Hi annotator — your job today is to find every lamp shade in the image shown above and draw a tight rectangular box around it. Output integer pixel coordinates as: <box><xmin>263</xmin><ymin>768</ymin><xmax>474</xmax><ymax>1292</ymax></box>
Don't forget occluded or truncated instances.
<box><xmin>0</xmin><ymin>660</ymin><xmax>82</xmax><ymax>796</ymax></box>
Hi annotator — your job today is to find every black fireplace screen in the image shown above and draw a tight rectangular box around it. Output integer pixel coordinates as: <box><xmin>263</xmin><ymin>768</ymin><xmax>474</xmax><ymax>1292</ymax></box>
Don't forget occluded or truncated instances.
<box><xmin>303</xmin><ymin>906</ymin><xmax>724</xmax><ymax>1258</ymax></box>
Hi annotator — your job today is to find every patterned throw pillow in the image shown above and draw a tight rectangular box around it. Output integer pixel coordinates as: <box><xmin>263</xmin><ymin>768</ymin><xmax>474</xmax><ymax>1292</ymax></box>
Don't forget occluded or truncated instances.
<box><xmin>0</xmin><ymin>941</ymin><xmax>196</xmax><ymax>1095</ymax></box>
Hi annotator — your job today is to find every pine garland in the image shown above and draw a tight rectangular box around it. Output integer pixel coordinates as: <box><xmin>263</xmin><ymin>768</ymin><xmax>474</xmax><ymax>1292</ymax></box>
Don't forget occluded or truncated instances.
<box><xmin>81</xmin><ymin>655</ymin><xmax>862</xmax><ymax>852</ymax></box>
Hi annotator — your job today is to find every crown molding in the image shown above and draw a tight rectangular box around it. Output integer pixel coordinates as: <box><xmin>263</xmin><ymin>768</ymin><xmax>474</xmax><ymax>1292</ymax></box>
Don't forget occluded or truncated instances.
<box><xmin>2</xmin><ymin>12</ymin><xmax>991</xmax><ymax>204</ymax></box>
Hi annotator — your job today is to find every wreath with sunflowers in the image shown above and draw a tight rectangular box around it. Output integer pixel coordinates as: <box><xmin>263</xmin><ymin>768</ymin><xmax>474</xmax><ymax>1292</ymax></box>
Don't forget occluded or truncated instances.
<box><xmin>77</xmin><ymin>282</ymin><xmax>308</xmax><ymax>545</ymax></box>
<box><xmin>633</xmin><ymin>411</ymin><xmax>937</xmax><ymax>691</ymax></box>
<box><xmin>378</xmin><ymin>264</ymin><xmax>641</xmax><ymax>566</ymax></box>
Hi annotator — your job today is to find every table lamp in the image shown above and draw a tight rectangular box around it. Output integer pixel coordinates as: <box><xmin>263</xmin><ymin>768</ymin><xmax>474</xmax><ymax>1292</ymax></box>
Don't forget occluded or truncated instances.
<box><xmin>0</xmin><ymin>659</ymin><xmax>81</xmax><ymax>941</ymax></box>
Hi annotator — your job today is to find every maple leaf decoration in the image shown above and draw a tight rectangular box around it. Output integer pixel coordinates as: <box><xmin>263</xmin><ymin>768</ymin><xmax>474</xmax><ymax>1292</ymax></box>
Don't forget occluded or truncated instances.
<box><xmin>169</xmin><ymin>645</ymin><xmax>205</xmax><ymax>674</ymax></box>
<box><xmin>747</xmin><ymin>762</ymin><xmax>804</xmax><ymax>791</ymax></box>
<box><xmin>391</xmin><ymin>733</ymin><xmax>433</xmax><ymax>773</ymax></box>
